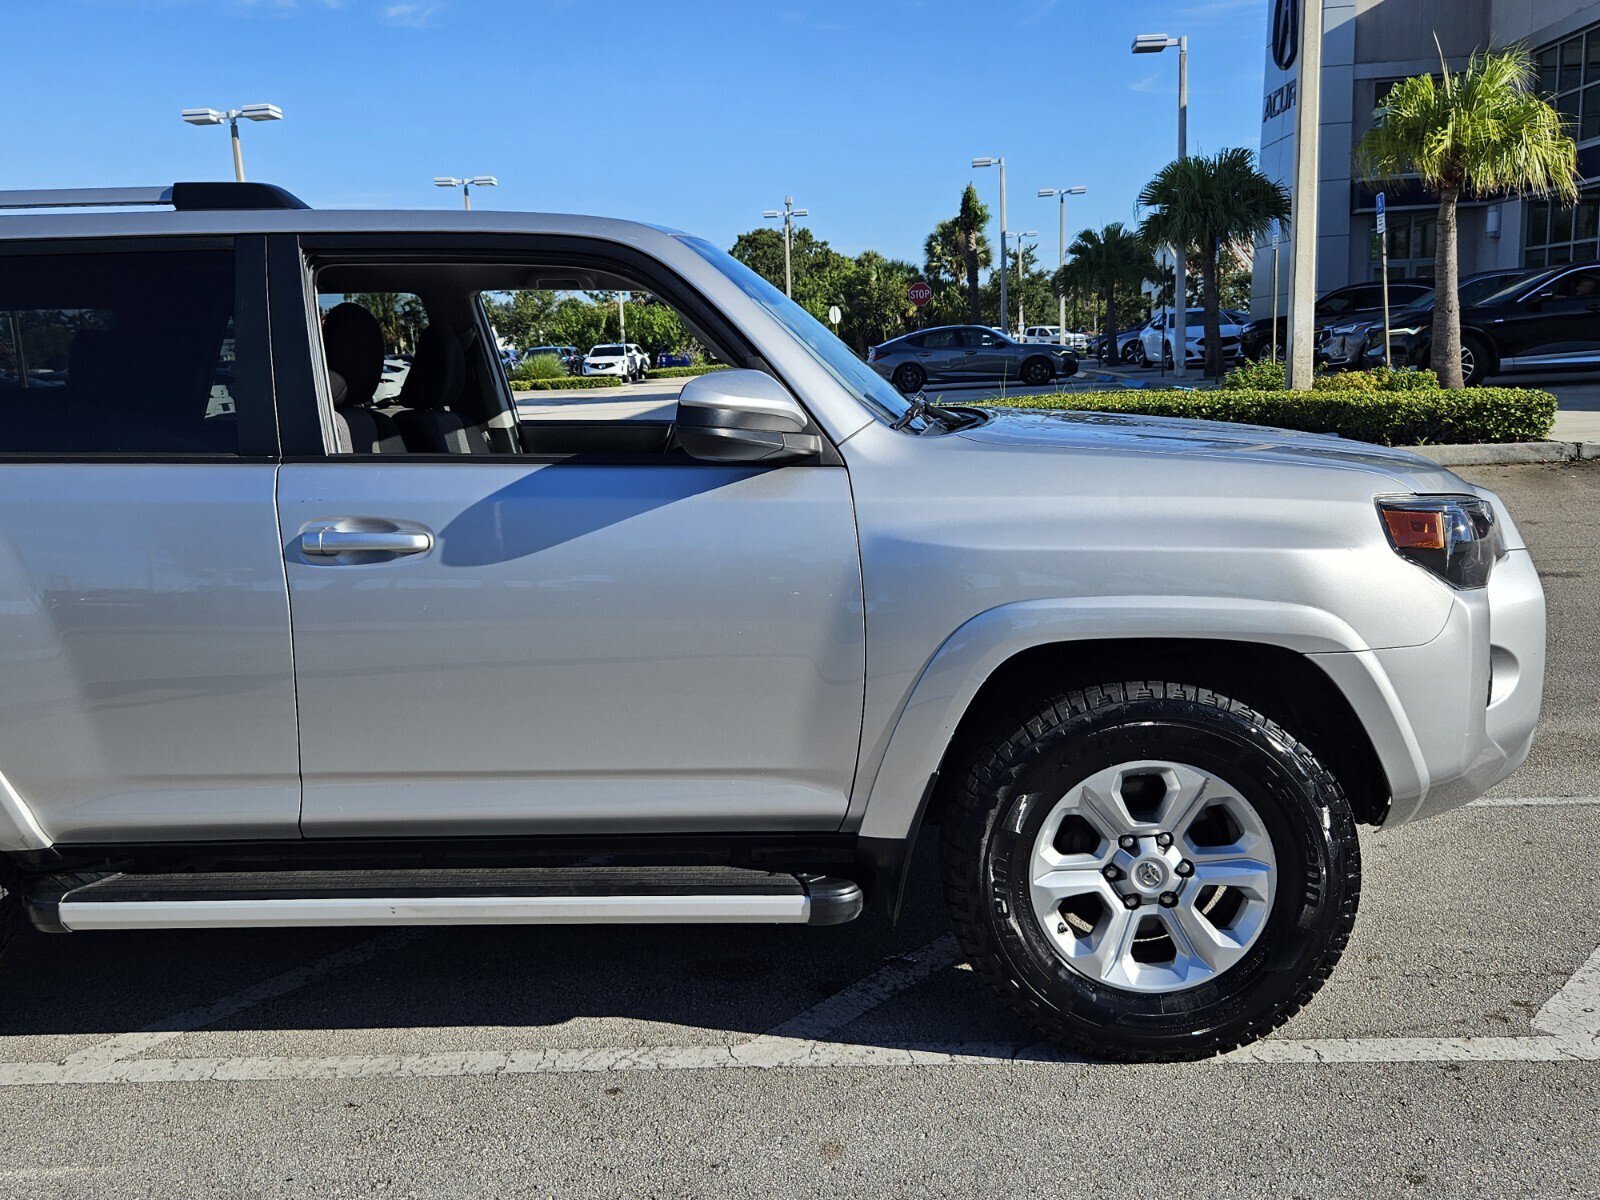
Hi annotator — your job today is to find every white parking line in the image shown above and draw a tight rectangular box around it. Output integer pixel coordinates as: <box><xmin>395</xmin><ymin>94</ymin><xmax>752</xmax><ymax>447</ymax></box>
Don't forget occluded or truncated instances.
<box><xmin>61</xmin><ymin>929</ymin><xmax>427</xmax><ymax>1069</ymax></box>
<box><xmin>1534</xmin><ymin>946</ymin><xmax>1600</xmax><ymax>1036</ymax></box>
<box><xmin>1468</xmin><ymin>795</ymin><xmax>1600</xmax><ymax>808</ymax></box>
<box><xmin>753</xmin><ymin>935</ymin><xmax>961</xmax><ymax>1041</ymax></box>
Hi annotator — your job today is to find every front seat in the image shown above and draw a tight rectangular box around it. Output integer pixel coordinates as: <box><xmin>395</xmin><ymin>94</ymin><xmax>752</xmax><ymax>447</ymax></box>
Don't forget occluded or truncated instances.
<box><xmin>393</xmin><ymin>325</ymin><xmax>490</xmax><ymax>455</ymax></box>
<box><xmin>322</xmin><ymin>302</ymin><xmax>406</xmax><ymax>454</ymax></box>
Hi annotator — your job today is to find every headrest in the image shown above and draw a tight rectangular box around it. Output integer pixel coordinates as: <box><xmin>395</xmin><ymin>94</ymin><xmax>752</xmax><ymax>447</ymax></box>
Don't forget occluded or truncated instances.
<box><xmin>397</xmin><ymin>324</ymin><xmax>465</xmax><ymax>412</ymax></box>
<box><xmin>321</xmin><ymin>302</ymin><xmax>384</xmax><ymax>407</ymax></box>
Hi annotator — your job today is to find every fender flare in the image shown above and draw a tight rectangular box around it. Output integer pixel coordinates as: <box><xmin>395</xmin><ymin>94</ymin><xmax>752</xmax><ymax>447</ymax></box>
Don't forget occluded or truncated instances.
<box><xmin>852</xmin><ymin>595</ymin><xmax>1413</xmax><ymax>852</ymax></box>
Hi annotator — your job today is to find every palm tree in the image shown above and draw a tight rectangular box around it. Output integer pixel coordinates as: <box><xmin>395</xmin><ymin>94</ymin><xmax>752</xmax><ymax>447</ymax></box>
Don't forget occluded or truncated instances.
<box><xmin>1355</xmin><ymin>47</ymin><xmax>1578</xmax><ymax>387</ymax></box>
<box><xmin>1056</xmin><ymin>223</ymin><xmax>1156</xmax><ymax>366</ymax></box>
<box><xmin>1139</xmin><ymin>149</ymin><xmax>1289</xmax><ymax>379</ymax></box>
<box><xmin>922</xmin><ymin>185</ymin><xmax>993</xmax><ymax>322</ymax></box>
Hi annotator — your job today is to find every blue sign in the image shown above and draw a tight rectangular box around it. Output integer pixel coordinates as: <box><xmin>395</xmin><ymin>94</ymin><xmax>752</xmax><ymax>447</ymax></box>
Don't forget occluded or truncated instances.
<box><xmin>1375</xmin><ymin>192</ymin><xmax>1387</xmax><ymax>234</ymax></box>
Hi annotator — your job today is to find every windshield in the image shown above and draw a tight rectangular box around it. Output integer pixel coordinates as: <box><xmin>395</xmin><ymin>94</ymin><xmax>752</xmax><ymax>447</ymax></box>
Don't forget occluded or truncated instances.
<box><xmin>679</xmin><ymin>235</ymin><xmax>913</xmax><ymax>422</ymax></box>
<box><xmin>1395</xmin><ymin>273</ymin><xmax>1530</xmax><ymax>315</ymax></box>
<box><xmin>590</xmin><ymin>345</ymin><xmax>624</xmax><ymax>356</ymax></box>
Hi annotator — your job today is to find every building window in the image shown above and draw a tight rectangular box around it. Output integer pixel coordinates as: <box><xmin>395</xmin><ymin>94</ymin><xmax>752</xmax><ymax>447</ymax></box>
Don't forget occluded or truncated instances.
<box><xmin>1370</xmin><ymin>213</ymin><xmax>1437</xmax><ymax>280</ymax></box>
<box><xmin>1536</xmin><ymin>27</ymin><xmax>1600</xmax><ymax>145</ymax></box>
<box><xmin>1524</xmin><ymin>196</ymin><xmax>1600</xmax><ymax>267</ymax></box>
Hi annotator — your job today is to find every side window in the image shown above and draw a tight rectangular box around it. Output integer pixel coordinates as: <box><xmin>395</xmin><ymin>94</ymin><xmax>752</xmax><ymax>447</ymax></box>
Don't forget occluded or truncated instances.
<box><xmin>1549</xmin><ymin>267</ymin><xmax>1600</xmax><ymax>298</ymax></box>
<box><xmin>0</xmin><ymin>249</ymin><xmax>238</xmax><ymax>455</ymax></box>
<box><xmin>966</xmin><ymin>329</ymin><xmax>1004</xmax><ymax>347</ymax></box>
<box><xmin>921</xmin><ymin>329</ymin><xmax>958</xmax><ymax>348</ymax></box>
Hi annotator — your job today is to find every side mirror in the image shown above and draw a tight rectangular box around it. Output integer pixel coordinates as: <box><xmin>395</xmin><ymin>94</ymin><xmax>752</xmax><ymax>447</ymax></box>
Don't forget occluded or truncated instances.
<box><xmin>675</xmin><ymin>369</ymin><xmax>822</xmax><ymax>465</ymax></box>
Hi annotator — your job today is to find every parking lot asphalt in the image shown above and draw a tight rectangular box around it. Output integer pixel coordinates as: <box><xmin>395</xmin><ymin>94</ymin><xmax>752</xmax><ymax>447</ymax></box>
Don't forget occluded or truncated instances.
<box><xmin>0</xmin><ymin>461</ymin><xmax>1596</xmax><ymax>1198</ymax></box>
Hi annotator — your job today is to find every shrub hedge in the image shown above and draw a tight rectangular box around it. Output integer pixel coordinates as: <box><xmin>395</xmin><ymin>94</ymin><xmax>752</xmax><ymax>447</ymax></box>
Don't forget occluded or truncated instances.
<box><xmin>647</xmin><ymin>364</ymin><xmax>731</xmax><ymax>378</ymax></box>
<box><xmin>509</xmin><ymin>375</ymin><xmax>624</xmax><ymax>391</ymax></box>
<box><xmin>984</xmin><ymin>387</ymin><xmax>1558</xmax><ymax>446</ymax></box>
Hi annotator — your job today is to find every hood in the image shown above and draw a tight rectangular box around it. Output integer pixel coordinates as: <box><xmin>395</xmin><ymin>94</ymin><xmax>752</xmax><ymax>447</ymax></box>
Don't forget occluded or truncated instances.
<box><xmin>955</xmin><ymin>406</ymin><xmax>1464</xmax><ymax>490</ymax></box>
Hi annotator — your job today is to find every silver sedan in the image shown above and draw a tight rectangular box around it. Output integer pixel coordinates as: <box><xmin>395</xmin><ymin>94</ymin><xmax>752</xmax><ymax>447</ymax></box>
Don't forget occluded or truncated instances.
<box><xmin>867</xmin><ymin>324</ymin><xmax>1079</xmax><ymax>393</ymax></box>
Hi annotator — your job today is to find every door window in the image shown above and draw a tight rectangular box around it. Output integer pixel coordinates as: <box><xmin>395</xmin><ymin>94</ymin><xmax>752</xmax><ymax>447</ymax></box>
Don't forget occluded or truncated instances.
<box><xmin>920</xmin><ymin>329</ymin><xmax>959</xmax><ymax>348</ymax></box>
<box><xmin>0</xmin><ymin>249</ymin><xmax>240</xmax><ymax>455</ymax></box>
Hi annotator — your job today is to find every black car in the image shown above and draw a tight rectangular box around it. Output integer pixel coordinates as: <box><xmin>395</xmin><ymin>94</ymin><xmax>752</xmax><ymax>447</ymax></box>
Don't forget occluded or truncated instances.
<box><xmin>1241</xmin><ymin>282</ymin><xmax>1432</xmax><ymax>361</ymax></box>
<box><xmin>1320</xmin><ymin>270</ymin><xmax>1532</xmax><ymax>371</ymax></box>
<box><xmin>1358</xmin><ymin>264</ymin><xmax>1600</xmax><ymax>385</ymax></box>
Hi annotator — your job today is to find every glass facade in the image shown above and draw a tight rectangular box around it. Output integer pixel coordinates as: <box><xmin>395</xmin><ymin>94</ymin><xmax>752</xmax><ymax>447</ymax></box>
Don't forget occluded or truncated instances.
<box><xmin>1527</xmin><ymin>24</ymin><xmax>1600</xmax><ymax>267</ymax></box>
<box><xmin>1370</xmin><ymin>213</ymin><xmax>1438</xmax><ymax>280</ymax></box>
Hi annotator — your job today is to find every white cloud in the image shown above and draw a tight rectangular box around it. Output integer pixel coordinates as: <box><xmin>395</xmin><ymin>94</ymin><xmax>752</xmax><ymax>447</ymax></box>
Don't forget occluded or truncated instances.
<box><xmin>382</xmin><ymin>1</ymin><xmax>441</xmax><ymax>26</ymax></box>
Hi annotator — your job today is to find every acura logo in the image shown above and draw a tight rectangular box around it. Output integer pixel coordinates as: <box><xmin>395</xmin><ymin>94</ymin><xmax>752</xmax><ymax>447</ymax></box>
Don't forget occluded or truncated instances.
<box><xmin>1272</xmin><ymin>0</ymin><xmax>1299</xmax><ymax>72</ymax></box>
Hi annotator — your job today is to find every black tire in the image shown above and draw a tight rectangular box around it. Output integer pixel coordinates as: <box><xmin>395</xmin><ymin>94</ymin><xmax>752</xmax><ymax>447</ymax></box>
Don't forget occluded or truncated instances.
<box><xmin>1020</xmin><ymin>356</ymin><xmax>1054</xmax><ymax>387</ymax></box>
<box><xmin>939</xmin><ymin>680</ymin><xmax>1360</xmax><ymax>1062</ymax></box>
<box><xmin>1132</xmin><ymin>342</ymin><xmax>1149</xmax><ymax>367</ymax></box>
<box><xmin>1461</xmin><ymin>334</ymin><xmax>1490</xmax><ymax>387</ymax></box>
<box><xmin>1120</xmin><ymin>341</ymin><xmax>1138</xmax><ymax>363</ymax></box>
<box><xmin>891</xmin><ymin>362</ymin><xmax>926</xmax><ymax>394</ymax></box>
<box><xmin>1162</xmin><ymin>340</ymin><xmax>1175</xmax><ymax>369</ymax></box>
<box><xmin>0</xmin><ymin>859</ymin><xmax>22</xmax><ymax>962</ymax></box>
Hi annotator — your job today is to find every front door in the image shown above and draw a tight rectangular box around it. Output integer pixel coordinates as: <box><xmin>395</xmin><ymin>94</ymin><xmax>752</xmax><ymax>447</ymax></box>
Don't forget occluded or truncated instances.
<box><xmin>0</xmin><ymin>239</ymin><xmax>300</xmax><ymax>845</ymax></box>
<box><xmin>272</xmin><ymin>241</ymin><xmax>866</xmax><ymax>838</ymax></box>
<box><xmin>1497</xmin><ymin>266</ymin><xmax>1600</xmax><ymax>368</ymax></box>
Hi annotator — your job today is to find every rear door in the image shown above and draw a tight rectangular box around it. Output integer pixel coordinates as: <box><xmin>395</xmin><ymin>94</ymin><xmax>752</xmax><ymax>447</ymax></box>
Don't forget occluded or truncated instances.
<box><xmin>1495</xmin><ymin>266</ymin><xmax>1600</xmax><ymax>367</ymax></box>
<box><xmin>0</xmin><ymin>237</ymin><xmax>299</xmax><ymax>844</ymax></box>
<box><xmin>269</xmin><ymin>235</ymin><xmax>865</xmax><ymax>838</ymax></box>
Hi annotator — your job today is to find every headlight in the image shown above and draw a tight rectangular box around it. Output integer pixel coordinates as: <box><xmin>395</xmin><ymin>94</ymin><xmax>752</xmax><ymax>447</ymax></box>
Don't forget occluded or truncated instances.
<box><xmin>1377</xmin><ymin>495</ymin><xmax>1502</xmax><ymax>588</ymax></box>
<box><xmin>1389</xmin><ymin>325</ymin><xmax>1426</xmax><ymax>337</ymax></box>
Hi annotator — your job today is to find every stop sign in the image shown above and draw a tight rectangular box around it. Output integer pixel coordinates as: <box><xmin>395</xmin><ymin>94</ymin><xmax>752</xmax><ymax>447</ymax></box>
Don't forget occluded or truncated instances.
<box><xmin>908</xmin><ymin>280</ymin><xmax>933</xmax><ymax>307</ymax></box>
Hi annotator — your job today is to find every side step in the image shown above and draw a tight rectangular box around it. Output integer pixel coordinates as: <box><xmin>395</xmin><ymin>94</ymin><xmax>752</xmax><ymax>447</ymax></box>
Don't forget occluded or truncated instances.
<box><xmin>28</xmin><ymin>867</ymin><xmax>864</xmax><ymax>932</ymax></box>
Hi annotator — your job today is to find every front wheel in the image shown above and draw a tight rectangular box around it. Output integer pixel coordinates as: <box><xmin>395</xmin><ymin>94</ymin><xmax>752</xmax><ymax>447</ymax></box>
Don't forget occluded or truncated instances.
<box><xmin>1020</xmin><ymin>357</ymin><xmax>1054</xmax><ymax>386</ymax></box>
<box><xmin>940</xmin><ymin>680</ymin><xmax>1360</xmax><ymax>1061</ymax></box>
<box><xmin>892</xmin><ymin>362</ymin><xmax>926</xmax><ymax>394</ymax></box>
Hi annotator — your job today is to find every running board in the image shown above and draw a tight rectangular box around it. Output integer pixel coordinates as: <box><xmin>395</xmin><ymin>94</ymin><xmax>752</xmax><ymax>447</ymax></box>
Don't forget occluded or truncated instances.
<box><xmin>27</xmin><ymin>867</ymin><xmax>863</xmax><ymax>932</ymax></box>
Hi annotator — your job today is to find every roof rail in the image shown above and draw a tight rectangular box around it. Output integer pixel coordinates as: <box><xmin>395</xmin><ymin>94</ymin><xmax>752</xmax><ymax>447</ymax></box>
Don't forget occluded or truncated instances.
<box><xmin>0</xmin><ymin>182</ymin><xmax>310</xmax><ymax>212</ymax></box>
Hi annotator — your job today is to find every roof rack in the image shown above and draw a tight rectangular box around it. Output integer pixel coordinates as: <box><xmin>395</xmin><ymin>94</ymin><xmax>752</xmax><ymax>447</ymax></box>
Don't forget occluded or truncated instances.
<box><xmin>0</xmin><ymin>182</ymin><xmax>310</xmax><ymax>212</ymax></box>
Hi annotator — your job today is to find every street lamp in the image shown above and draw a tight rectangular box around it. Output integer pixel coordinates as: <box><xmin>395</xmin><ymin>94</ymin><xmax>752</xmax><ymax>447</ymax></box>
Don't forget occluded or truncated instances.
<box><xmin>1012</xmin><ymin>231</ymin><xmax>1038</xmax><ymax>334</ymax></box>
<box><xmin>1038</xmin><ymin>186</ymin><xmax>1087</xmax><ymax>345</ymax></box>
<box><xmin>761</xmin><ymin>196</ymin><xmax>809</xmax><ymax>297</ymax></box>
<box><xmin>181</xmin><ymin>103</ymin><xmax>283</xmax><ymax>183</ymax></box>
<box><xmin>1132</xmin><ymin>31</ymin><xmax>1189</xmax><ymax>377</ymax></box>
<box><xmin>972</xmin><ymin>156</ymin><xmax>1009</xmax><ymax>332</ymax></box>
<box><xmin>434</xmin><ymin>176</ymin><xmax>498</xmax><ymax>211</ymax></box>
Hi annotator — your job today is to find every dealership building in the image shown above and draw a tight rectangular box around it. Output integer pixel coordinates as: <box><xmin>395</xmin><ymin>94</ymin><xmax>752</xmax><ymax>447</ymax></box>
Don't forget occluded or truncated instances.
<box><xmin>1254</xmin><ymin>0</ymin><xmax>1600</xmax><ymax>312</ymax></box>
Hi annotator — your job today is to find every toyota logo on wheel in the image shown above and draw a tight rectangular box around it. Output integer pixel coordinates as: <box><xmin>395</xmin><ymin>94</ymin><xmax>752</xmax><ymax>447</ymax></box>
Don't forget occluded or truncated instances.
<box><xmin>1271</xmin><ymin>0</ymin><xmax>1299</xmax><ymax>71</ymax></box>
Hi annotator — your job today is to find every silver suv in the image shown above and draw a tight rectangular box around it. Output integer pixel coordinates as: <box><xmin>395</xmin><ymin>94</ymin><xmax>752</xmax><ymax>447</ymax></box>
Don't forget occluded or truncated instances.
<box><xmin>0</xmin><ymin>183</ymin><xmax>1544</xmax><ymax>1061</ymax></box>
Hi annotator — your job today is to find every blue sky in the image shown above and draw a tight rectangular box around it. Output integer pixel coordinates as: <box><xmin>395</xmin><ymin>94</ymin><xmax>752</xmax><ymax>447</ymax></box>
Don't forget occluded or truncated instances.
<box><xmin>3</xmin><ymin>0</ymin><xmax>1268</xmax><ymax>262</ymax></box>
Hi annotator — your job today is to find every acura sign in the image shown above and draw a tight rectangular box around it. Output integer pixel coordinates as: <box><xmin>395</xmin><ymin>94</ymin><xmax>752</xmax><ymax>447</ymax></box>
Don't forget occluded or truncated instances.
<box><xmin>1272</xmin><ymin>0</ymin><xmax>1299</xmax><ymax>71</ymax></box>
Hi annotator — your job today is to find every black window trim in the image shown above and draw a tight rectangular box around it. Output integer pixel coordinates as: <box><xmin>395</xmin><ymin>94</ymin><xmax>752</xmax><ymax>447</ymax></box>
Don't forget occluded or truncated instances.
<box><xmin>268</xmin><ymin>231</ymin><xmax>841</xmax><ymax>465</ymax></box>
<box><xmin>0</xmin><ymin>233</ymin><xmax>278</xmax><ymax>463</ymax></box>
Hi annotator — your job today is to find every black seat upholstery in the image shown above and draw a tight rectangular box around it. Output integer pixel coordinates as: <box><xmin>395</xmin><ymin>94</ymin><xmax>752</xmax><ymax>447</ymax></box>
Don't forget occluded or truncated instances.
<box><xmin>392</xmin><ymin>325</ymin><xmax>489</xmax><ymax>455</ymax></box>
<box><xmin>322</xmin><ymin>302</ymin><xmax>406</xmax><ymax>454</ymax></box>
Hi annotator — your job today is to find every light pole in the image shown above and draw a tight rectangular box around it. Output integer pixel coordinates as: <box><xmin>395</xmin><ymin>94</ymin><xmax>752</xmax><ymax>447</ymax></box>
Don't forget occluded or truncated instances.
<box><xmin>972</xmin><ymin>157</ymin><xmax>1008</xmax><ymax>332</ymax></box>
<box><xmin>434</xmin><ymin>176</ymin><xmax>497</xmax><ymax>210</ymax></box>
<box><xmin>761</xmin><ymin>196</ymin><xmax>809</xmax><ymax>297</ymax></box>
<box><xmin>1012</xmin><ymin>231</ymin><xmax>1038</xmax><ymax>333</ymax></box>
<box><xmin>1038</xmin><ymin>186</ymin><xmax>1087</xmax><ymax>345</ymax></box>
<box><xmin>181</xmin><ymin>104</ymin><xmax>283</xmax><ymax>183</ymax></box>
<box><xmin>1132</xmin><ymin>32</ymin><xmax>1188</xmax><ymax>377</ymax></box>
<box><xmin>1287</xmin><ymin>0</ymin><xmax>1326</xmax><ymax>390</ymax></box>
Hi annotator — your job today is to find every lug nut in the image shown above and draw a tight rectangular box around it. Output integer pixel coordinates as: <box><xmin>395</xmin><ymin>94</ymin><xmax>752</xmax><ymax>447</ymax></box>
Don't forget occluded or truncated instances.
<box><xmin>1118</xmin><ymin>835</ymin><xmax>1137</xmax><ymax>850</ymax></box>
<box><xmin>1122</xmin><ymin>894</ymin><xmax>1141</xmax><ymax>910</ymax></box>
<box><xmin>1155</xmin><ymin>832</ymin><xmax>1174</xmax><ymax>848</ymax></box>
<box><xmin>1175</xmin><ymin>860</ymin><xmax>1194</xmax><ymax>877</ymax></box>
<box><xmin>1159</xmin><ymin>891</ymin><xmax>1179</xmax><ymax>908</ymax></box>
<box><xmin>1103</xmin><ymin>865</ymin><xmax>1121</xmax><ymax>881</ymax></box>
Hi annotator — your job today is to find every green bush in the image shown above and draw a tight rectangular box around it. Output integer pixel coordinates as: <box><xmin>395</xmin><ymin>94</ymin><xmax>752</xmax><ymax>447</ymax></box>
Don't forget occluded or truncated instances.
<box><xmin>985</xmin><ymin>387</ymin><xmax>1557</xmax><ymax>445</ymax></box>
<box><xmin>1218</xmin><ymin>358</ymin><xmax>1287</xmax><ymax>390</ymax></box>
<box><xmin>648</xmin><ymin>364</ymin><xmax>731</xmax><ymax>378</ymax></box>
<box><xmin>1219</xmin><ymin>360</ymin><xmax>1442</xmax><ymax>394</ymax></box>
<box><xmin>515</xmin><ymin>353</ymin><xmax>568</xmax><ymax>382</ymax></box>
<box><xmin>508</xmin><ymin>374</ymin><xmax>624</xmax><ymax>391</ymax></box>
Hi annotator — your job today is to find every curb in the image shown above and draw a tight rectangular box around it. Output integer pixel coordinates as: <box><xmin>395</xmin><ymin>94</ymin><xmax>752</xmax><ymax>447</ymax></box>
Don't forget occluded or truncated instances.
<box><xmin>1406</xmin><ymin>440</ymin><xmax>1600</xmax><ymax>466</ymax></box>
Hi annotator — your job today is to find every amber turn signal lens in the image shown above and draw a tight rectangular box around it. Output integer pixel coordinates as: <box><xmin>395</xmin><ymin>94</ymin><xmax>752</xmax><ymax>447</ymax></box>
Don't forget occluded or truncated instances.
<box><xmin>1381</xmin><ymin>508</ymin><xmax>1446</xmax><ymax>550</ymax></box>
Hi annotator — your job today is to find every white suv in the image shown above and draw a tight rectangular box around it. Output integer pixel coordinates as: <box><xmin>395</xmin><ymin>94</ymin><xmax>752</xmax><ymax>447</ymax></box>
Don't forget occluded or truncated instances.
<box><xmin>582</xmin><ymin>342</ymin><xmax>648</xmax><ymax>381</ymax></box>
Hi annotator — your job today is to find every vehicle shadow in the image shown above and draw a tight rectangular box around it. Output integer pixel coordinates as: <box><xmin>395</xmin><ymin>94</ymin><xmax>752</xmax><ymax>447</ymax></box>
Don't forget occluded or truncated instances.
<box><xmin>0</xmin><ymin>835</ymin><xmax>1029</xmax><ymax>1050</ymax></box>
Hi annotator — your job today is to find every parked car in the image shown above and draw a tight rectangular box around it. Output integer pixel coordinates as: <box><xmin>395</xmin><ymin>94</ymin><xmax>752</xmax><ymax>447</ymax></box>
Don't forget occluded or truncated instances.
<box><xmin>1241</xmin><ymin>282</ymin><xmax>1433</xmax><ymax>362</ymax></box>
<box><xmin>1093</xmin><ymin>321</ymin><xmax>1152</xmax><ymax>363</ymax></box>
<box><xmin>582</xmin><ymin>342</ymin><xmax>649</xmax><ymax>381</ymax></box>
<box><xmin>1136</xmin><ymin>308</ymin><xmax>1247</xmax><ymax>369</ymax></box>
<box><xmin>655</xmin><ymin>350</ymin><xmax>693</xmax><ymax>368</ymax></box>
<box><xmin>524</xmin><ymin>344</ymin><xmax>582</xmax><ymax>375</ymax></box>
<box><xmin>1346</xmin><ymin>264</ymin><xmax>1600</xmax><ymax>385</ymax></box>
<box><xmin>1318</xmin><ymin>271</ymin><xmax>1532</xmax><ymax>370</ymax></box>
<box><xmin>1022</xmin><ymin>325</ymin><xmax>1090</xmax><ymax>353</ymax></box>
<box><xmin>373</xmin><ymin>354</ymin><xmax>412</xmax><ymax>402</ymax></box>
<box><xmin>867</xmin><ymin>325</ymin><xmax>1079</xmax><ymax>393</ymax></box>
<box><xmin>0</xmin><ymin>179</ymin><xmax>1544</xmax><ymax>1063</ymax></box>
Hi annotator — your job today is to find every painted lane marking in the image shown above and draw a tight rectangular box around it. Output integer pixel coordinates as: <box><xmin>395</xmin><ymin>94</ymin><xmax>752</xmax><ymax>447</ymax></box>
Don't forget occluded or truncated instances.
<box><xmin>61</xmin><ymin>929</ymin><xmax>428</xmax><ymax>1069</ymax></box>
<box><xmin>0</xmin><ymin>1034</ymin><xmax>1597</xmax><ymax>1086</ymax></box>
<box><xmin>753</xmin><ymin>934</ymin><xmax>961</xmax><ymax>1041</ymax></box>
<box><xmin>1534</xmin><ymin>945</ymin><xmax>1600</xmax><ymax>1036</ymax></box>
<box><xmin>1468</xmin><ymin>795</ymin><xmax>1600</xmax><ymax>808</ymax></box>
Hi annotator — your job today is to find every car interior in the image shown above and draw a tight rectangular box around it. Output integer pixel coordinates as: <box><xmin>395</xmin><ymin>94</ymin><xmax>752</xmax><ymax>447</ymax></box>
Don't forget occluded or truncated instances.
<box><xmin>313</xmin><ymin>261</ymin><xmax>725</xmax><ymax>462</ymax></box>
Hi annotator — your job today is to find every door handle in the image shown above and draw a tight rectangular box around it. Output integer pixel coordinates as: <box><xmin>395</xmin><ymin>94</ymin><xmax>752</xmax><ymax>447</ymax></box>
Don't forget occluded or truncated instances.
<box><xmin>301</xmin><ymin>523</ymin><xmax>433</xmax><ymax>557</ymax></box>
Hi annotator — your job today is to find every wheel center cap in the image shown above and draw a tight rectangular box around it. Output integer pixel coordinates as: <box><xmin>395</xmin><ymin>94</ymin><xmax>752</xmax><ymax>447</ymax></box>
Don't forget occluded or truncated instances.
<box><xmin>1131</xmin><ymin>858</ymin><xmax>1168</xmax><ymax>892</ymax></box>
